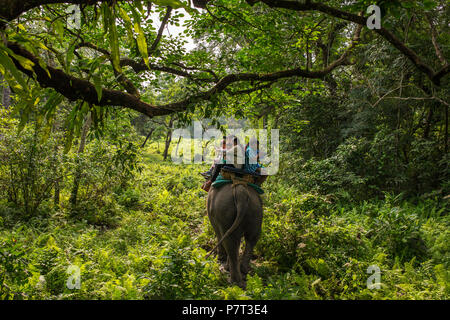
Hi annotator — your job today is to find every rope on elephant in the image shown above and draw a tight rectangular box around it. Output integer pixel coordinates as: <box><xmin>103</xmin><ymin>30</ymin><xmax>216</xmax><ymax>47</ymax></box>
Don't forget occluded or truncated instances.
<box><xmin>211</xmin><ymin>171</ymin><xmax>264</xmax><ymax>194</ymax></box>
<box><xmin>222</xmin><ymin>171</ymin><xmax>253</xmax><ymax>184</ymax></box>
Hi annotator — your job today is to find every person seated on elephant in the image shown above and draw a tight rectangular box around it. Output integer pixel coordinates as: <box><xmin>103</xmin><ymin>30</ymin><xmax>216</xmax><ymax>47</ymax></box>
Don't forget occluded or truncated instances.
<box><xmin>201</xmin><ymin>137</ymin><xmax>227</xmax><ymax>178</ymax></box>
<box><xmin>202</xmin><ymin>135</ymin><xmax>243</xmax><ymax>192</ymax></box>
<box><xmin>244</xmin><ymin>137</ymin><xmax>262</xmax><ymax>175</ymax></box>
<box><xmin>244</xmin><ymin>137</ymin><xmax>268</xmax><ymax>186</ymax></box>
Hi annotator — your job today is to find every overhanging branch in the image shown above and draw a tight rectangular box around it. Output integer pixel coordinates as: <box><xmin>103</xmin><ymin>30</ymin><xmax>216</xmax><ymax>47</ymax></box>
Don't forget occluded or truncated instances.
<box><xmin>148</xmin><ymin>6</ymin><xmax>172</xmax><ymax>56</ymax></box>
<box><xmin>6</xmin><ymin>24</ymin><xmax>359</xmax><ymax>117</ymax></box>
<box><xmin>248</xmin><ymin>0</ymin><xmax>449</xmax><ymax>86</ymax></box>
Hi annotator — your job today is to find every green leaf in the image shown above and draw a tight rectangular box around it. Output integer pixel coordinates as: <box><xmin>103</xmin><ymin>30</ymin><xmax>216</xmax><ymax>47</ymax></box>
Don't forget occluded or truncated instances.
<box><xmin>37</xmin><ymin>58</ymin><xmax>51</xmax><ymax>78</ymax></box>
<box><xmin>64</xmin><ymin>130</ymin><xmax>74</xmax><ymax>154</ymax></box>
<box><xmin>101</xmin><ymin>3</ymin><xmax>110</xmax><ymax>35</ymax></box>
<box><xmin>134</xmin><ymin>22</ymin><xmax>150</xmax><ymax>69</ymax></box>
<box><xmin>135</xmin><ymin>0</ymin><xmax>144</xmax><ymax>13</ymax></box>
<box><xmin>93</xmin><ymin>74</ymin><xmax>103</xmax><ymax>102</ymax></box>
<box><xmin>18</xmin><ymin>107</ymin><xmax>31</xmax><ymax>132</ymax></box>
<box><xmin>0</xmin><ymin>47</ymin><xmax>29</xmax><ymax>93</ymax></box>
<box><xmin>33</xmin><ymin>40</ymin><xmax>50</xmax><ymax>51</ymax></box>
<box><xmin>104</xmin><ymin>4</ymin><xmax>122</xmax><ymax>73</ymax></box>
<box><xmin>131</xmin><ymin>8</ymin><xmax>150</xmax><ymax>69</ymax></box>
<box><xmin>153</xmin><ymin>0</ymin><xmax>187</xmax><ymax>10</ymax></box>
<box><xmin>422</xmin><ymin>0</ymin><xmax>436</xmax><ymax>10</ymax></box>
<box><xmin>65</xmin><ymin>44</ymin><xmax>75</xmax><ymax>73</ymax></box>
<box><xmin>4</xmin><ymin>50</ymin><xmax>35</xmax><ymax>71</ymax></box>
<box><xmin>118</xmin><ymin>7</ymin><xmax>134</xmax><ymax>45</ymax></box>
<box><xmin>54</xmin><ymin>19</ymin><xmax>64</xmax><ymax>42</ymax></box>
<box><xmin>42</xmin><ymin>91</ymin><xmax>63</xmax><ymax>120</ymax></box>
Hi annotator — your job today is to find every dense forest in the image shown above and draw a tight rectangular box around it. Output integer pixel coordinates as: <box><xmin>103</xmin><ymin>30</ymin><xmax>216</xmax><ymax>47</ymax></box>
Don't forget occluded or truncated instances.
<box><xmin>0</xmin><ymin>0</ymin><xmax>448</xmax><ymax>300</ymax></box>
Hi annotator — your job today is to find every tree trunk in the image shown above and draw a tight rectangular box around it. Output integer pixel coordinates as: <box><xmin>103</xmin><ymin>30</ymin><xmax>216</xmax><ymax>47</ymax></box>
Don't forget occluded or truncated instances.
<box><xmin>141</xmin><ymin>128</ymin><xmax>155</xmax><ymax>148</ymax></box>
<box><xmin>2</xmin><ymin>85</ymin><xmax>11</xmax><ymax>109</ymax></box>
<box><xmin>163</xmin><ymin>117</ymin><xmax>174</xmax><ymax>161</ymax></box>
<box><xmin>163</xmin><ymin>132</ymin><xmax>172</xmax><ymax>160</ymax></box>
<box><xmin>445</xmin><ymin>102</ymin><xmax>448</xmax><ymax>154</ymax></box>
<box><xmin>53</xmin><ymin>141</ymin><xmax>60</xmax><ymax>207</ymax></box>
<box><xmin>175</xmin><ymin>135</ymin><xmax>182</xmax><ymax>155</ymax></box>
<box><xmin>69</xmin><ymin>113</ymin><xmax>91</xmax><ymax>206</ymax></box>
<box><xmin>163</xmin><ymin>129</ymin><xmax>172</xmax><ymax>161</ymax></box>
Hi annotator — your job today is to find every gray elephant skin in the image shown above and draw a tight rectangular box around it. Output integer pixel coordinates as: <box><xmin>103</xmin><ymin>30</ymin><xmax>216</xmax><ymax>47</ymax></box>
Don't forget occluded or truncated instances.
<box><xmin>207</xmin><ymin>182</ymin><xmax>263</xmax><ymax>288</ymax></box>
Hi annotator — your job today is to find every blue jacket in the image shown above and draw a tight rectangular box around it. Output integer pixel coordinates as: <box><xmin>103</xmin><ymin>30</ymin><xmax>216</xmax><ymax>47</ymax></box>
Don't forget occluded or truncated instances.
<box><xmin>244</xmin><ymin>146</ymin><xmax>262</xmax><ymax>174</ymax></box>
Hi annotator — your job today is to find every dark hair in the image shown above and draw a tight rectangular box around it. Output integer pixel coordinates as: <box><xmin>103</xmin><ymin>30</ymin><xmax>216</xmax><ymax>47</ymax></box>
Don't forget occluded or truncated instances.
<box><xmin>250</xmin><ymin>137</ymin><xmax>259</xmax><ymax>146</ymax></box>
<box><xmin>246</xmin><ymin>137</ymin><xmax>259</xmax><ymax>150</ymax></box>
<box><xmin>227</xmin><ymin>135</ymin><xmax>239</xmax><ymax>145</ymax></box>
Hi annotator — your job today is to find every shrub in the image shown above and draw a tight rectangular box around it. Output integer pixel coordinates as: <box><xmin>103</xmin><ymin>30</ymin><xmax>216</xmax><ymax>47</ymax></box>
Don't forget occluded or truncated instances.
<box><xmin>0</xmin><ymin>118</ymin><xmax>65</xmax><ymax>217</ymax></box>
<box><xmin>144</xmin><ymin>236</ymin><xmax>221</xmax><ymax>299</ymax></box>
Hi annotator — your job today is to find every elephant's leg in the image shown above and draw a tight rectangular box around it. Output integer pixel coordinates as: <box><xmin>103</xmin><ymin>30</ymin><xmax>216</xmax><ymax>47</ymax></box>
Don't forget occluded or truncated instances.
<box><xmin>222</xmin><ymin>236</ymin><xmax>244</xmax><ymax>288</ymax></box>
<box><xmin>217</xmin><ymin>239</ymin><xmax>229</xmax><ymax>271</ymax></box>
<box><xmin>241</xmin><ymin>229</ymin><xmax>260</xmax><ymax>275</ymax></box>
<box><xmin>217</xmin><ymin>243</ymin><xmax>227</xmax><ymax>264</ymax></box>
<box><xmin>210</xmin><ymin>220</ymin><xmax>228</xmax><ymax>267</ymax></box>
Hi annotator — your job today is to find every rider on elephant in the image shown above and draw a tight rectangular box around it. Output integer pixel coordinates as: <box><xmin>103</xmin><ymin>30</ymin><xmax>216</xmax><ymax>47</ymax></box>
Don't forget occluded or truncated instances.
<box><xmin>202</xmin><ymin>135</ymin><xmax>243</xmax><ymax>192</ymax></box>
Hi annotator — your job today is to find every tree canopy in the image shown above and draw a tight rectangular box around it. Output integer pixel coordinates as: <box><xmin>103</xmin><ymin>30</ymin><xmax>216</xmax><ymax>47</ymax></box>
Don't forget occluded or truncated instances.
<box><xmin>0</xmin><ymin>0</ymin><xmax>448</xmax><ymax>124</ymax></box>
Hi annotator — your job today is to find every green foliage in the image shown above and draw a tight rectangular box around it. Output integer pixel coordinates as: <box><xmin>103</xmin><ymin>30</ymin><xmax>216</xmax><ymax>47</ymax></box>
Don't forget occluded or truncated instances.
<box><xmin>0</xmin><ymin>110</ymin><xmax>64</xmax><ymax>217</ymax></box>
<box><xmin>0</xmin><ymin>143</ymin><xmax>447</xmax><ymax>299</ymax></box>
<box><xmin>257</xmin><ymin>181</ymin><xmax>449</xmax><ymax>299</ymax></box>
<box><xmin>0</xmin><ymin>0</ymin><xmax>448</xmax><ymax>302</ymax></box>
<box><xmin>144</xmin><ymin>237</ymin><xmax>220</xmax><ymax>299</ymax></box>
<box><xmin>0</xmin><ymin>237</ymin><xmax>29</xmax><ymax>299</ymax></box>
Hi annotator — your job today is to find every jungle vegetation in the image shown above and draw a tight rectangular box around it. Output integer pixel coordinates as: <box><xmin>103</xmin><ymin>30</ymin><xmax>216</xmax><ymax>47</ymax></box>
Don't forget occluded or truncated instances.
<box><xmin>0</xmin><ymin>0</ymin><xmax>448</xmax><ymax>299</ymax></box>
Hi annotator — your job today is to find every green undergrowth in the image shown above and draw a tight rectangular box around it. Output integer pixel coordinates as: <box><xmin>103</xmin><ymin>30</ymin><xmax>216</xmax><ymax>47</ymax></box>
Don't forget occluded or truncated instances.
<box><xmin>0</xmin><ymin>145</ymin><xmax>448</xmax><ymax>300</ymax></box>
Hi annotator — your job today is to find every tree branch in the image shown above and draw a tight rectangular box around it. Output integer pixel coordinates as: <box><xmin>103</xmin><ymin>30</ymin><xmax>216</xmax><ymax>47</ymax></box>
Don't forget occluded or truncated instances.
<box><xmin>3</xmin><ymin>0</ymin><xmax>449</xmax><ymax>85</ymax></box>
<box><xmin>0</xmin><ymin>0</ymin><xmax>108</xmax><ymax>23</ymax></box>
<box><xmin>75</xmin><ymin>41</ymin><xmax>216</xmax><ymax>82</ymax></box>
<box><xmin>148</xmin><ymin>6</ymin><xmax>172</xmax><ymax>56</ymax></box>
<box><xmin>225</xmin><ymin>82</ymin><xmax>273</xmax><ymax>96</ymax></box>
<box><xmin>74</xmin><ymin>41</ymin><xmax>140</xmax><ymax>97</ymax></box>
<box><xmin>6</xmin><ymin>23</ymin><xmax>359</xmax><ymax>118</ymax></box>
<box><xmin>7</xmin><ymin>41</ymin><xmax>174</xmax><ymax>117</ymax></box>
<box><xmin>426</xmin><ymin>13</ymin><xmax>448</xmax><ymax>68</ymax></box>
<box><xmin>248</xmin><ymin>0</ymin><xmax>449</xmax><ymax>85</ymax></box>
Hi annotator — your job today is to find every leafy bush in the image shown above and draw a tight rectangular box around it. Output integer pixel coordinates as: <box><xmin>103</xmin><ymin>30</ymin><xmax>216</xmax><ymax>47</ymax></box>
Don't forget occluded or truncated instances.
<box><xmin>0</xmin><ymin>140</ymin><xmax>447</xmax><ymax>300</ymax></box>
<box><xmin>0</xmin><ymin>237</ymin><xmax>29</xmax><ymax>299</ymax></box>
<box><xmin>144</xmin><ymin>237</ymin><xmax>221</xmax><ymax>299</ymax></box>
<box><xmin>0</xmin><ymin>112</ymin><xmax>66</xmax><ymax>217</ymax></box>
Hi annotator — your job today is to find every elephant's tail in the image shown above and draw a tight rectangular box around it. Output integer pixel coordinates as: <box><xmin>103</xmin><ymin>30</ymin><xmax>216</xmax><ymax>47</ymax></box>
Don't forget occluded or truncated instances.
<box><xmin>206</xmin><ymin>183</ymin><xmax>249</xmax><ymax>258</ymax></box>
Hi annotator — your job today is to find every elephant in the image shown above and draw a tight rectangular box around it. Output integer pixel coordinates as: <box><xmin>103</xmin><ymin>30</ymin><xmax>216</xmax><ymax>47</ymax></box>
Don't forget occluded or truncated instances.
<box><xmin>206</xmin><ymin>181</ymin><xmax>263</xmax><ymax>288</ymax></box>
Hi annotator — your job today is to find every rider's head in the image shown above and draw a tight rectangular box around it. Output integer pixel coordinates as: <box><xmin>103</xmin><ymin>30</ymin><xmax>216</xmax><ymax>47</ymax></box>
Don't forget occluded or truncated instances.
<box><xmin>249</xmin><ymin>137</ymin><xmax>259</xmax><ymax>149</ymax></box>
<box><xmin>226</xmin><ymin>135</ymin><xmax>239</xmax><ymax>147</ymax></box>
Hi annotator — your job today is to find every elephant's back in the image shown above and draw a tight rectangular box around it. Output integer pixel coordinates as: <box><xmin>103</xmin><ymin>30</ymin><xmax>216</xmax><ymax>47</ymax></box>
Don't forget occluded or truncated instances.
<box><xmin>208</xmin><ymin>183</ymin><xmax>262</xmax><ymax>214</ymax></box>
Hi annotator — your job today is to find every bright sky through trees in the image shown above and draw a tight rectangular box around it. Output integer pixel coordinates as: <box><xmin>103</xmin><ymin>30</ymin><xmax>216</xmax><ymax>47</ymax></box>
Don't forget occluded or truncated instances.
<box><xmin>150</xmin><ymin>8</ymin><xmax>196</xmax><ymax>51</ymax></box>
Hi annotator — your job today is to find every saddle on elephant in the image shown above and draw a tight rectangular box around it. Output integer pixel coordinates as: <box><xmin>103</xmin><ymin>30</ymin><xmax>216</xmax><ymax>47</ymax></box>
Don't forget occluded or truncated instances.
<box><xmin>201</xmin><ymin>136</ymin><xmax>268</xmax><ymax>192</ymax></box>
<box><xmin>203</xmin><ymin>166</ymin><xmax>265</xmax><ymax>194</ymax></box>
